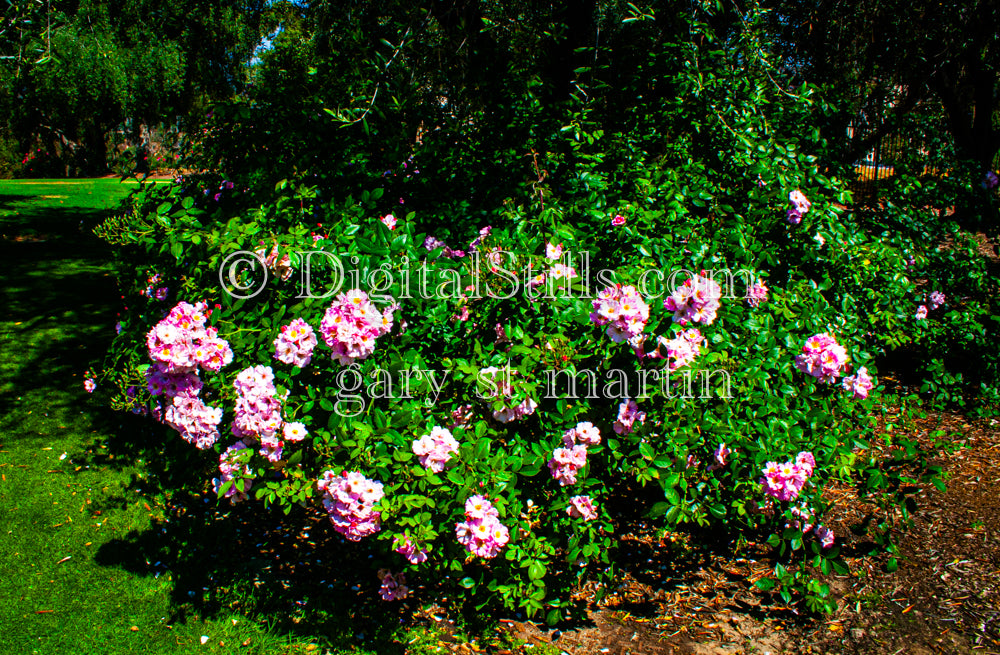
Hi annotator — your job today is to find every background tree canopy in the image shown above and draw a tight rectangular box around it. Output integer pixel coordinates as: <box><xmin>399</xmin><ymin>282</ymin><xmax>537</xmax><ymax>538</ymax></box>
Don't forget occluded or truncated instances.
<box><xmin>0</xmin><ymin>0</ymin><xmax>269</xmax><ymax>175</ymax></box>
<box><xmin>1</xmin><ymin>0</ymin><xmax>997</xmax><ymax>190</ymax></box>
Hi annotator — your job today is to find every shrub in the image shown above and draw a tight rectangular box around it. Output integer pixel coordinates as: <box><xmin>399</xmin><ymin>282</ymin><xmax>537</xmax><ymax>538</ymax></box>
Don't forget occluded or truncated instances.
<box><xmin>94</xmin><ymin>1</ymin><xmax>949</xmax><ymax>619</ymax></box>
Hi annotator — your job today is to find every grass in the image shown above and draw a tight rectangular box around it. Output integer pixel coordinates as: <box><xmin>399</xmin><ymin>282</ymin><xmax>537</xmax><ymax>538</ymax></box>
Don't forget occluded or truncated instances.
<box><xmin>0</xmin><ymin>179</ymin><xmax>320</xmax><ymax>654</ymax></box>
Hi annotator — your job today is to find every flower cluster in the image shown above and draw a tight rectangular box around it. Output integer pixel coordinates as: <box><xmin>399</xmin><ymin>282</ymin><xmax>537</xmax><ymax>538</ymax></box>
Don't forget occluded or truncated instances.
<box><xmin>412</xmin><ymin>426</ymin><xmax>460</xmax><ymax>473</ymax></box>
<box><xmin>563</xmin><ymin>421</ymin><xmax>601</xmax><ymax>447</ymax></box>
<box><xmin>548</xmin><ymin>444</ymin><xmax>588</xmax><ymax>486</ymax></box>
<box><xmin>319</xmin><ymin>290</ymin><xmax>394</xmax><ymax>365</ymax></box>
<box><xmin>146</xmin><ymin>363</ymin><xmax>203</xmax><ymax>399</ymax></box>
<box><xmin>928</xmin><ymin>290</ymin><xmax>946</xmax><ymax>310</ymax></box>
<box><xmin>393</xmin><ymin>535</ymin><xmax>429</xmax><ymax>564</ymax></box>
<box><xmin>455</xmin><ymin>495</ymin><xmax>509</xmax><ymax>559</ymax></box>
<box><xmin>273</xmin><ymin>318</ymin><xmax>318</xmax><ymax>368</ymax></box>
<box><xmin>786</xmin><ymin>190</ymin><xmax>812</xmax><ymax>224</ymax></box>
<box><xmin>479</xmin><ymin>366</ymin><xmax>537</xmax><ymax>423</ymax></box>
<box><xmin>655</xmin><ymin>328</ymin><xmax>705</xmax><ymax>371</ymax></box>
<box><xmin>566</xmin><ymin>495</ymin><xmax>598</xmax><ymax>521</ymax></box>
<box><xmin>788</xmin><ymin>505</ymin><xmax>835</xmax><ymax>549</ymax></box>
<box><xmin>613</xmin><ymin>398</ymin><xmax>646</xmax><ymax>435</ymax></box>
<box><xmin>145</xmin><ymin>301</ymin><xmax>231</xmax><ymax>449</ymax></box>
<box><xmin>663</xmin><ymin>271</ymin><xmax>722</xmax><ymax>326</ymax></box>
<box><xmin>794</xmin><ymin>333</ymin><xmax>849</xmax><ymax>383</ymax></box>
<box><xmin>163</xmin><ymin>396</ymin><xmax>223</xmax><ymax>449</ymax></box>
<box><xmin>590</xmin><ymin>284</ymin><xmax>650</xmax><ymax>345</ymax></box>
<box><xmin>841</xmin><ymin>366</ymin><xmax>874</xmax><ymax>399</ymax></box>
<box><xmin>526</xmin><ymin>242</ymin><xmax>578</xmax><ymax>291</ymax></box>
<box><xmin>423</xmin><ymin>235</ymin><xmax>465</xmax><ymax>259</ymax></box>
<box><xmin>211</xmin><ymin>440</ymin><xmax>253</xmax><ymax>504</ymax></box>
<box><xmin>747</xmin><ymin>281</ymin><xmax>769</xmax><ymax>307</ymax></box>
<box><xmin>146</xmin><ymin>301</ymin><xmax>233</xmax><ymax>373</ymax></box>
<box><xmin>377</xmin><ymin>570</ymin><xmax>408</xmax><ymax>601</ymax></box>
<box><xmin>449</xmin><ymin>404</ymin><xmax>474</xmax><ymax>429</ymax></box>
<box><xmin>761</xmin><ymin>452</ymin><xmax>815</xmax><ymax>502</ymax></box>
<box><xmin>232</xmin><ymin>365</ymin><xmax>285</xmax><ymax>461</ymax></box>
<box><xmin>318</xmin><ymin>470</ymin><xmax>384</xmax><ymax>541</ymax></box>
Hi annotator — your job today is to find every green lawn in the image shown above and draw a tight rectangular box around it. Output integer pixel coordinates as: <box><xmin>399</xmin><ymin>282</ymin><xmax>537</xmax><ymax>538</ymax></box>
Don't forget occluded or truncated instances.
<box><xmin>0</xmin><ymin>179</ymin><xmax>312</xmax><ymax>654</ymax></box>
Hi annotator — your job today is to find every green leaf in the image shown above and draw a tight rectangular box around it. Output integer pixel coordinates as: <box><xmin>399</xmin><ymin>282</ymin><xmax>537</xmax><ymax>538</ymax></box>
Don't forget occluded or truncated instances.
<box><xmin>638</xmin><ymin>442</ymin><xmax>654</xmax><ymax>460</ymax></box>
<box><xmin>754</xmin><ymin>578</ymin><xmax>776</xmax><ymax>591</ymax></box>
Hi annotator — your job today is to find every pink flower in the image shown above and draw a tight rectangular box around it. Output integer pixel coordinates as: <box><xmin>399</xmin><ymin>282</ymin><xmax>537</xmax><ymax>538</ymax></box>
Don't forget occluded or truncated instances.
<box><xmin>231</xmin><ymin>365</ymin><xmax>284</xmax><ymax>444</ymax></box>
<box><xmin>814</xmin><ymin>525</ymin><xmax>835</xmax><ymax>549</ymax></box>
<box><xmin>713</xmin><ymin>443</ymin><xmax>731</xmax><ymax>467</ymax></box>
<box><xmin>545</xmin><ymin>242</ymin><xmax>564</xmax><ymax>259</ymax></box>
<box><xmin>84</xmin><ymin>378</ymin><xmax>96</xmax><ymax>393</ymax></box>
<box><xmin>611</xmin><ymin>214</ymin><xmax>626</xmax><ymax>226</ymax></box>
<box><xmin>273</xmin><ymin>318</ymin><xmax>318</xmax><ymax>368</ymax></box>
<box><xmin>393</xmin><ymin>535</ymin><xmax>429</xmax><ymax>564</ymax></box>
<box><xmin>915</xmin><ymin>305</ymin><xmax>928</xmax><ymax>320</ymax></box>
<box><xmin>786</xmin><ymin>207</ymin><xmax>802</xmax><ymax>224</ymax></box>
<box><xmin>479</xmin><ymin>367</ymin><xmax>537</xmax><ymax>423</ymax></box>
<box><xmin>655</xmin><ymin>328</ymin><xmax>705</xmax><ymax>371</ymax></box>
<box><xmin>795</xmin><ymin>333</ymin><xmax>849</xmax><ymax>383</ymax></box>
<box><xmin>563</xmin><ymin>421</ymin><xmax>601</xmax><ymax>447</ymax></box>
<box><xmin>163</xmin><ymin>395</ymin><xmax>223</xmax><ymax>449</ymax></box>
<box><xmin>760</xmin><ymin>451</ymin><xmax>815</xmax><ymax>502</ymax></box>
<box><xmin>841</xmin><ymin>366</ymin><xmax>874</xmax><ymax>399</ymax></box>
<box><xmin>591</xmin><ymin>284</ymin><xmax>650</xmax><ymax>345</ymax></box>
<box><xmin>212</xmin><ymin>440</ymin><xmax>254</xmax><ymax>504</ymax></box>
<box><xmin>566</xmin><ymin>495</ymin><xmax>598</xmax><ymax>521</ymax></box>
<box><xmin>318</xmin><ymin>471</ymin><xmax>384</xmax><ymax>541</ymax></box>
<box><xmin>548</xmin><ymin>444</ymin><xmax>588</xmax><ymax>486</ymax></box>
<box><xmin>747</xmin><ymin>281</ymin><xmax>768</xmax><ymax>307</ymax></box>
<box><xmin>449</xmin><ymin>404</ymin><xmax>474</xmax><ymax>429</ymax></box>
<box><xmin>283</xmin><ymin>422</ymin><xmax>308</xmax><ymax>442</ymax></box>
<box><xmin>613</xmin><ymin>399</ymin><xmax>646</xmax><ymax>435</ymax></box>
<box><xmin>456</xmin><ymin>495</ymin><xmax>508</xmax><ymax>558</ymax></box>
<box><xmin>412</xmin><ymin>426</ymin><xmax>460</xmax><ymax>473</ymax></box>
<box><xmin>319</xmin><ymin>290</ymin><xmax>395</xmax><ymax>365</ymax></box>
<box><xmin>928</xmin><ymin>290</ymin><xmax>945</xmax><ymax>310</ymax></box>
<box><xmin>378</xmin><ymin>570</ymin><xmax>408</xmax><ymax>600</ymax></box>
<box><xmin>663</xmin><ymin>271</ymin><xmax>722</xmax><ymax>326</ymax></box>
<box><xmin>380</xmin><ymin>214</ymin><xmax>397</xmax><ymax>230</ymax></box>
<box><xmin>789</xmin><ymin>190</ymin><xmax>812</xmax><ymax>214</ymax></box>
<box><xmin>146</xmin><ymin>301</ymin><xmax>232</xmax><ymax>375</ymax></box>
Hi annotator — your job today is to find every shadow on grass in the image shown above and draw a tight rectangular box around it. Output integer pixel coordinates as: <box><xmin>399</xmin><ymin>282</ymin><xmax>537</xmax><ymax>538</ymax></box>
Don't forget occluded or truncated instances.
<box><xmin>82</xmin><ymin>418</ymin><xmax>413</xmax><ymax>652</ymax></box>
<box><xmin>0</xmin><ymin>233</ymin><xmax>119</xmax><ymax>435</ymax></box>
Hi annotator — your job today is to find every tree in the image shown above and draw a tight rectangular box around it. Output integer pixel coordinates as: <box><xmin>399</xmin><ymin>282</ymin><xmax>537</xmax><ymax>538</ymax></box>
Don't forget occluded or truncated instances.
<box><xmin>0</xmin><ymin>0</ymin><xmax>270</xmax><ymax>175</ymax></box>
<box><xmin>760</xmin><ymin>0</ymin><xmax>1000</xmax><ymax>172</ymax></box>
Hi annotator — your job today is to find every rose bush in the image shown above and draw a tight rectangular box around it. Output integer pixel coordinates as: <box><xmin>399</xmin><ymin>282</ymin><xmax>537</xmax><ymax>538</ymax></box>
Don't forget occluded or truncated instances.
<box><xmin>91</xmin><ymin>1</ymin><xmax>968</xmax><ymax>620</ymax></box>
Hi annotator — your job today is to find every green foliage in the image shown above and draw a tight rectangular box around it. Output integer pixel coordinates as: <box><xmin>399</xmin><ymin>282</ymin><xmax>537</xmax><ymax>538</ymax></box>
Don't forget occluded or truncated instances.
<box><xmin>94</xmin><ymin>0</ymin><xmax>968</xmax><ymax>619</ymax></box>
